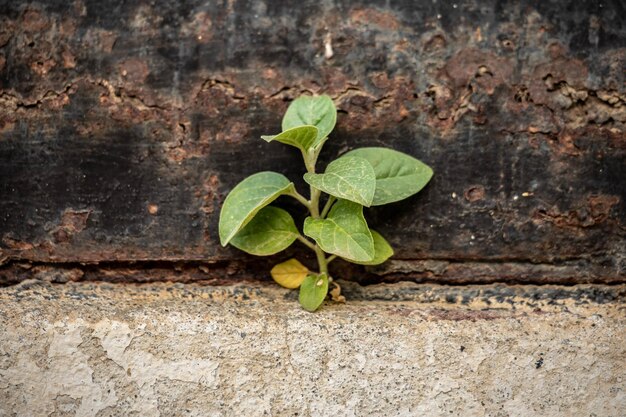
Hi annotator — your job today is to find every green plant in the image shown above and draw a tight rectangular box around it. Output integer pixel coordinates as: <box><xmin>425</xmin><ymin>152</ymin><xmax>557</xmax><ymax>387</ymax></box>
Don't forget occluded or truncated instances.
<box><xmin>219</xmin><ymin>94</ymin><xmax>433</xmax><ymax>312</ymax></box>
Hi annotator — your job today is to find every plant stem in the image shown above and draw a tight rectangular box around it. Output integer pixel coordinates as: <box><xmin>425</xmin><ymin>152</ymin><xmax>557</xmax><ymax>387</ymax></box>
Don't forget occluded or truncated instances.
<box><xmin>309</xmin><ymin>188</ymin><xmax>321</xmax><ymax>218</ymax></box>
<box><xmin>326</xmin><ymin>255</ymin><xmax>337</xmax><ymax>264</ymax></box>
<box><xmin>296</xmin><ymin>234</ymin><xmax>317</xmax><ymax>251</ymax></box>
<box><xmin>288</xmin><ymin>189</ymin><xmax>311</xmax><ymax>209</ymax></box>
<box><xmin>303</xmin><ymin>145</ymin><xmax>329</xmax><ymax>276</ymax></box>
<box><xmin>320</xmin><ymin>196</ymin><xmax>335</xmax><ymax>218</ymax></box>
<box><xmin>304</xmin><ymin>149</ymin><xmax>322</xmax><ymax>218</ymax></box>
<box><xmin>301</xmin><ymin>148</ymin><xmax>318</xmax><ymax>174</ymax></box>
<box><xmin>315</xmin><ymin>246</ymin><xmax>328</xmax><ymax>275</ymax></box>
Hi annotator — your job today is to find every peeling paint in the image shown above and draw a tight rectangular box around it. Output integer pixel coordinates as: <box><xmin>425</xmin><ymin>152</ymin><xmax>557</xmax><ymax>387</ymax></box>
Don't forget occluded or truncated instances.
<box><xmin>0</xmin><ymin>0</ymin><xmax>623</xmax><ymax>283</ymax></box>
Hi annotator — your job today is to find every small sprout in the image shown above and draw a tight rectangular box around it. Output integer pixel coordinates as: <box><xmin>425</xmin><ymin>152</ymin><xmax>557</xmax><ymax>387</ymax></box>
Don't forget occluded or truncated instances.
<box><xmin>218</xmin><ymin>94</ymin><xmax>433</xmax><ymax>311</ymax></box>
<box><xmin>329</xmin><ymin>283</ymin><xmax>346</xmax><ymax>303</ymax></box>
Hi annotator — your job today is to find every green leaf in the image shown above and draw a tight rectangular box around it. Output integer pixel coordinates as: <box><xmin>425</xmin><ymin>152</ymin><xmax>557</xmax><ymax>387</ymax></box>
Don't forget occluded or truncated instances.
<box><xmin>303</xmin><ymin>157</ymin><xmax>376</xmax><ymax>207</ymax></box>
<box><xmin>230</xmin><ymin>206</ymin><xmax>298</xmax><ymax>256</ymax></box>
<box><xmin>282</xmin><ymin>95</ymin><xmax>336</xmax><ymax>146</ymax></box>
<box><xmin>342</xmin><ymin>147</ymin><xmax>433</xmax><ymax>205</ymax></box>
<box><xmin>219</xmin><ymin>172</ymin><xmax>294</xmax><ymax>246</ymax></box>
<box><xmin>261</xmin><ymin>125</ymin><xmax>319</xmax><ymax>152</ymax></box>
<box><xmin>349</xmin><ymin>230</ymin><xmax>394</xmax><ymax>265</ymax></box>
<box><xmin>303</xmin><ymin>199</ymin><xmax>374</xmax><ymax>262</ymax></box>
<box><xmin>299</xmin><ymin>273</ymin><xmax>329</xmax><ymax>312</ymax></box>
<box><xmin>271</xmin><ymin>258</ymin><xmax>309</xmax><ymax>289</ymax></box>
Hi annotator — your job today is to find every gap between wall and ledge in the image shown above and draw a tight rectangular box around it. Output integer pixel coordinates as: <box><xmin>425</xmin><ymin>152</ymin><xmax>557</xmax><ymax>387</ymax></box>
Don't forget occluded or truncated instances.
<box><xmin>0</xmin><ymin>257</ymin><xmax>624</xmax><ymax>288</ymax></box>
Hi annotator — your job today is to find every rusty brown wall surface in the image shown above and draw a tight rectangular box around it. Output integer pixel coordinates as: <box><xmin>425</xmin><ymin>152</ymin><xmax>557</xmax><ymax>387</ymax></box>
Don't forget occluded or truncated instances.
<box><xmin>0</xmin><ymin>0</ymin><xmax>624</xmax><ymax>284</ymax></box>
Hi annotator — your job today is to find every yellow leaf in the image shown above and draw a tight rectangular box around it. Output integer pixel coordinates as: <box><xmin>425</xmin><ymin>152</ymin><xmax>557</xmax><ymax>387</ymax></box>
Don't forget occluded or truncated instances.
<box><xmin>271</xmin><ymin>259</ymin><xmax>309</xmax><ymax>289</ymax></box>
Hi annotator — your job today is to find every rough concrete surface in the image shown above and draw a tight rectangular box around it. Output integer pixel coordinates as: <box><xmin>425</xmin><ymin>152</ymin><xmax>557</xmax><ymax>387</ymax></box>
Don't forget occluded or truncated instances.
<box><xmin>0</xmin><ymin>281</ymin><xmax>624</xmax><ymax>416</ymax></box>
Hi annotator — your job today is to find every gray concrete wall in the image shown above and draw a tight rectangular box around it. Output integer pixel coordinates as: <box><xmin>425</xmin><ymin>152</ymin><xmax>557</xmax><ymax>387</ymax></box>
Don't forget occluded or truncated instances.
<box><xmin>1</xmin><ymin>281</ymin><xmax>624</xmax><ymax>416</ymax></box>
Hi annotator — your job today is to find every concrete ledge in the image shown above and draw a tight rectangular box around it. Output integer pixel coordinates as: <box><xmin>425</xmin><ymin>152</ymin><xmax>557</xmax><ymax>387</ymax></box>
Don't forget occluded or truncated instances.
<box><xmin>1</xmin><ymin>281</ymin><xmax>625</xmax><ymax>416</ymax></box>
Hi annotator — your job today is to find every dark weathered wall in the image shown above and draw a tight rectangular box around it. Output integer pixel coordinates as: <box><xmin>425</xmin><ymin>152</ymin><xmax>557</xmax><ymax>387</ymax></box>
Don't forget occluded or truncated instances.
<box><xmin>0</xmin><ymin>0</ymin><xmax>624</xmax><ymax>284</ymax></box>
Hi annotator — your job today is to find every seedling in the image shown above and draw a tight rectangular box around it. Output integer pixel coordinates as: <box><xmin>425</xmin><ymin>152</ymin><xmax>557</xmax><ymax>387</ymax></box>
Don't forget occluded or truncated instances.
<box><xmin>219</xmin><ymin>94</ymin><xmax>433</xmax><ymax>311</ymax></box>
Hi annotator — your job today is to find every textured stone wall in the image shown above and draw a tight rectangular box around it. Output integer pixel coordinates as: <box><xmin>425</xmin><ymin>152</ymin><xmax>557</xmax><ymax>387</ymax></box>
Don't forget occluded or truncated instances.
<box><xmin>1</xmin><ymin>281</ymin><xmax>625</xmax><ymax>416</ymax></box>
<box><xmin>0</xmin><ymin>0</ymin><xmax>624</xmax><ymax>284</ymax></box>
